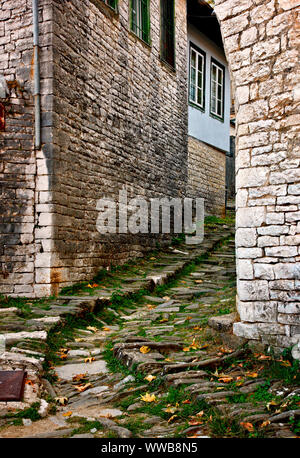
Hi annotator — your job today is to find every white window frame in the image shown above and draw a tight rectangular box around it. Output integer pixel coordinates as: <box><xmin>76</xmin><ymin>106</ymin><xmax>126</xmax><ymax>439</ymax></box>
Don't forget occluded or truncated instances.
<box><xmin>189</xmin><ymin>44</ymin><xmax>205</xmax><ymax>110</ymax></box>
<box><xmin>210</xmin><ymin>59</ymin><xmax>224</xmax><ymax>120</ymax></box>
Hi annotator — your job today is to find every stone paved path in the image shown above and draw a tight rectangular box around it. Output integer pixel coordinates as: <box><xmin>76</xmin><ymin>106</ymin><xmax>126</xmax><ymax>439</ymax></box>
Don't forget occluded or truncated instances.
<box><xmin>0</xmin><ymin>217</ymin><xmax>299</xmax><ymax>438</ymax></box>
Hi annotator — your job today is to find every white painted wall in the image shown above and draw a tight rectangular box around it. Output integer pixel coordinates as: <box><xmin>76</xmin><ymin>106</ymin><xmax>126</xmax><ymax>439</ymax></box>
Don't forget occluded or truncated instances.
<box><xmin>188</xmin><ymin>23</ymin><xmax>230</xmax><ymax>153</ymax></box>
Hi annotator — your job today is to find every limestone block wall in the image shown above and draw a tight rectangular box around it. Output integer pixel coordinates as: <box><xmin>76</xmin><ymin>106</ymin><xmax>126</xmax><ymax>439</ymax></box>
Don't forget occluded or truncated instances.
<box><xmin>0</xmin><ymin>0</ymin><xmax>189</xmax><ymax>296</ymax></box>
<box><xmin>187</xmin><ymin>136</ymin><xmax>226</xmax><ymax>216</ymax></box>
<box><xmin>214</xmin><ymin>0</ymin><xmax>300</xmax><ymax>351</ymax></box>
<box><xmin>0</xmin><ymin>0</ymin><xmax>54</xmax><ymax>297</ymax></box>
<box><xmin>49</xmin><ymin>0</ymin><xmax>188</xmax><ymax>292</ymax></box>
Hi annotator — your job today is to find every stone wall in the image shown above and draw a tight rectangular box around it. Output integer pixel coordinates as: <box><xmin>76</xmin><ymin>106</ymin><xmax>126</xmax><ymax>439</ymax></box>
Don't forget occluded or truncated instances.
<box><xmin>48</xmin><ymin>0</ymin><xmax>188</xmax><ymax>292</ymax></box>
<box><xmin>187</xmin><ymin>136</ymin><xmax>226</xmax><ymax>215</ymax></box>
<box><xmin>214</xmin><ymin>0</ymin><xmax>300</xmax><ymax>352</ymax></box>
<box><xmin>1</xmin><ymin>0</ymin><xmax>189</xmax><ymax>296</ymax></box>
<box><xmin>0</xmin><ymin>0</ymin><xmax>54</xmax><ymax>297</ymax></box>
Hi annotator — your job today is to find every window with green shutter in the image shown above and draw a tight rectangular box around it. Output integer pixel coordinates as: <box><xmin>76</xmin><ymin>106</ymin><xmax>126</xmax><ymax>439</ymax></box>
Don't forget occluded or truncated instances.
<box><xmin>189</xmin><ymin>43</ymin><xmax>205</xmax><ymax>110</ymax></box>
<box><xmin>160</xmin><ymin>0</ymin><xmax>175</xmax><ymax>68</ymax></box>
<box><xmin>101</xmin><ymin>0</ymin><xmax>118</xmax><ymax>10</ymax></box>
<box><xmin>130</xmin><ymin>0</ymin><xmax>150</xmax><ymax>44</ymax></box>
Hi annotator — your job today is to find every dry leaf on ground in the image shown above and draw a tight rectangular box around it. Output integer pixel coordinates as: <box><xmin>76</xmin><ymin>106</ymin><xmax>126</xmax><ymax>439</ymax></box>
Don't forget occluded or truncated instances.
<box><xmin>140</xmin><ymin>393</ymin><xmax>156</xmax><ymax>403</ymax></box>
<box><xmin>240</xmin><ymin>422</ymin><xmax>254</xmax><ymax>432</ymax></box>
<box><xmin>84</xmin><ymin>357</ymin><xmax>95</xmax><ymax>363</ymax></box>
<box><xmin>140</xmin><ymin>346</ymin><xmax>151</xmax><ymax>354</ymax></box>
<box><xmin>144</xmin><ymin>375</ymin><xmax>156</xmax><ymax>382</ymax></box>
<box><xmin>75</xmin><ymin>383</ymin><xmax>92</xmax><ymax>393</ymax></box>
<box><xmin>86</xmin><ymin>326</ymin><xmax>98</xmax><ymax>333</ymax></box>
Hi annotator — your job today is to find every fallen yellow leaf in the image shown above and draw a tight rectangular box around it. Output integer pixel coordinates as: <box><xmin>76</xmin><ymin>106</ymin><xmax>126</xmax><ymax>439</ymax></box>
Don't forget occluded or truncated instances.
<box><xmin>267</xmin><ymin>400</ymin><xmax>279</xmax><ymax>410</ymax></box>
<box><xmin>246</xmin><ymin>372</ymin><xmax>258</xmax><ymax>378</ymax></box>
<box><xmin>144</xmin><ymin>375</ymin><xmax>156</xmax><ymax>382</ymax></box>
<box><xmin>164</xmin><ymin>406</ymin><xmax>177</xmax><ymax>414</ymax></box>
<box><xmin>86</xmin><ymin>326</ymin><xmax>98</xmax><ymax>333</ymax></box>
<box><xmin>168</xmin><ymin>414</ymin><xmax>178</xmax><ymax>423</ymax></box>
<box><xmin>260</xmin><ymin>420</ymin><xmax>270</xmax><ymax>428</ymax></box>
<box><xmin>84</xmin><ymin>357</ymin><xmax>95</xmax><ymax>363</ymax></box>
<box><xmin>218</xmin><ymin>376</ymin><xmax>233</xmax><ymax>383</ymax></box>
<box><xmin>240</xmin><ymin>422</ymin><xmax>254</xmax><ymax>432</ymax></box>
<box><xmin>55</xmin><ymin>397</ymin><xmax>68</xmax><ymax>406</ymax></box>
<box><xmin>140</xmin><ymin>346</ymin><xmax>151</xmax><ymax>354</ymax></box>
<box><xmin>257</xmin><ymin>354</ymin><xmax>272</xmax><ymax>360</ymax></box>
<box><xmin>146</xmin><ymin>304</ymin><xmax>156</xmax><ymax>310</ymax></box>
<box><xmin>140</xmin><ymin>393</ymin><xmax>156</xmax><ymax>403</ymax></box>
<box><xmin>188</xmin><ymin>419</ymin><xmax>203</xmax><ymax>426</ymax></box>
<box><xmin>62</xmin><ymin>411</ymin><xmax>73</xmax><ymax>417</ymax></box>
<box><xmin>102</xmin><ymin>327</ymin><xmax>111</xmax><ymax>331</ymax></box>
<box><xmin>280</xmin><ymin>360</ymin><xmax>291</xmax><ymax>367</ymax></box>
<box><xmin>75</xmin><ymin>383</ymin><xmax>92</xmax><ymax>393</ymax></box>
<box><xmin>72</xmin><ymin>373</ymin><xmax>87</xmax><ymax>382</ymax></box>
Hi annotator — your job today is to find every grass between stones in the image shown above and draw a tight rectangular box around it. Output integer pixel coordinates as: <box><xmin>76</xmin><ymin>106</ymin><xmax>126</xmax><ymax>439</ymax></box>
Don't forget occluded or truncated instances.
<box><xmin>3</xmin><ymin>402</ymin><xmax>42</xmax><ymax>427</ymax></box>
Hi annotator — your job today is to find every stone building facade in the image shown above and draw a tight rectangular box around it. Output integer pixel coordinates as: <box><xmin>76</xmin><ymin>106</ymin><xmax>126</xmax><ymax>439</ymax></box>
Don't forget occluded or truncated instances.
<box><xmin>186</xmin><ymin>1</ymin><xmax>230</xmax><ymax>216</ymax></box>
<box><xmin>214</xmin><ymin>0</ymin><xmax>300</xmax><ymax>352</ymax></box>
<box><xmin>0</xmin><ymin>0</ymin><xmax>189</xmax><ymax>297</ymax></box>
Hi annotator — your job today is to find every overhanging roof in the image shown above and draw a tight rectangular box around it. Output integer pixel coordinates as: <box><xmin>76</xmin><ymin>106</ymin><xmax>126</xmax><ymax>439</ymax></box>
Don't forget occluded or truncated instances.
<box><xmin>187</xmin><ymin>0</ymin><xmax>224</xmax><ymax>50</ymax></box>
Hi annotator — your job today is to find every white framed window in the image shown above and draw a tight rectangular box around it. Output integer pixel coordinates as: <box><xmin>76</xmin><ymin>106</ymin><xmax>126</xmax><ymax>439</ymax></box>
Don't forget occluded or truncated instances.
<box><xmin>210</xmin><ymin>59</ymin><xmax>224</xmax><ymax>120</ymax></box>
<box><xmin>189</xmin><ymin>44</ymin><xmax>205</xmax><ymax>110</ymax></box>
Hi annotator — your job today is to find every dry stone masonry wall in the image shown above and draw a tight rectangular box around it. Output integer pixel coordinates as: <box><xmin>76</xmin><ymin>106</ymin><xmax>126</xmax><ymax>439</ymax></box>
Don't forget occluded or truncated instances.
<box><xmin>49</xmin><ymin>0</ymin><xmax>188</xmax><ymax>293</ymax></box>
<box><xmin>187</xmin><ymin>136</ymin><xmax>226</xmax><ymax>216</ymax></box>
<box><xmin>0</xmin><ymin>0</ymin><xmax>189</xmax><ymax>296</ymax></box>
<box><xmin>214</xmin><ymin>0</ymin><xmax>300</xmax><ymax>352</ymax></box>
<box><xmin>0</xmin><ymin>0</ymin><xmax>54</xmax><ymax>297</ymax></box>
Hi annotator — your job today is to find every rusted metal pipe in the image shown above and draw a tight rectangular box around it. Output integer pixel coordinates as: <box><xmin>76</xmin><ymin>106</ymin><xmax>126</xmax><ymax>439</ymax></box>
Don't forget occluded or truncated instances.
<box><xmin>32</xmin><ymin>0</ymin><xmax>41</xmax><ymax>149</ymax></box>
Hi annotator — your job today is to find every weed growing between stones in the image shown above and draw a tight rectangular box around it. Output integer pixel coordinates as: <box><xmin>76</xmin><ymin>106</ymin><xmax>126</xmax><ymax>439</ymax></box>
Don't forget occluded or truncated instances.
<box><xmin>67</xmin><ymin>417</ymin><xmax>104</xmax><ymax>436</ymax></box>
<box><xmin>3</xmin><ymin>402</ymin><xmax>42</xmax><ymax>426</ymax></box>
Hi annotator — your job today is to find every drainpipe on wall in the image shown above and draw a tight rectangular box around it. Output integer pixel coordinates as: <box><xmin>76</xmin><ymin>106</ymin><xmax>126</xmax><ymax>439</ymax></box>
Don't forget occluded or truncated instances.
<box><xmin>32</xmin><ymin>0</ymin><xmax>41</xmax><ymax>149</ymax></box>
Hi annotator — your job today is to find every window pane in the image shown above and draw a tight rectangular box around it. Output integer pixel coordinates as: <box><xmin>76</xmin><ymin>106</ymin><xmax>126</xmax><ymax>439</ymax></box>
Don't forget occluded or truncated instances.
<box><xmin>198</xmin><ymin>55</ymin><xmax>203</xmax><ymax>73</ymax></box>
<box><xmin>107</xmin><ymin>0</ymin><xmax>116</xmax><ymax>8</ymax></box>
<box><xmin>211</xmin><ymin>97</ymin><xmax>216</xmax><ymax>113</ymax></box>
<box><xmin>212</xmin><ymin>81</ymin><xmax>216</xmax><ymax>97</ymax></box>
<box><xmin>212</xmin><ymin>65</ymin><xmax>217</xmax><ymax>81</ymax></box>
<box><xmin>218</xmin><ymin>69</ymin><xmax>223</xmax><ymax>84</ymax></box>
<box><xmin>191</xmin><ymin>67</ymin><xmax>196</xmax><ymax>85</ymax></box>
<box><xmin>218</xmin><ymin>84</ymin><xmax>222</xmax><ymax>100</ymax></box>
<box><xmin>197</xmin><ymin>88</ymin><xmax>202</xmax><ymax>105</ymax></box>
<box><xmin>131</xmin><ymin>0</ymin><xmax>149</xmax><ymax>43</ymax></box>
<box><xmin>190</xmin><ymin>85</ymin><xmax>196</xmax><ymax>101</ymax></box>
<box><xmin>197</xmin><ymin>70</ymin><xmax>202</xmax><ymax>86</ymax></box>
<box><xmin>217</xmin><ymin>99</ymin><xmax>222</xmax><ymax>116</ymax></box>
<box><xmin>191</xmin><ymin>50</ymin><xmax>196</xmax><ymax>67</ymax></box>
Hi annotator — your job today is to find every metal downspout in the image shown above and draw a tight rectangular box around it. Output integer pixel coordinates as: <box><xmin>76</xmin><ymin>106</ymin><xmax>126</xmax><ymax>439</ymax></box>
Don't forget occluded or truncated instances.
<box><xmin>32</xmin><ymin>0</ymin><xmax>41</xmax><ymax>149</ymax></box>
